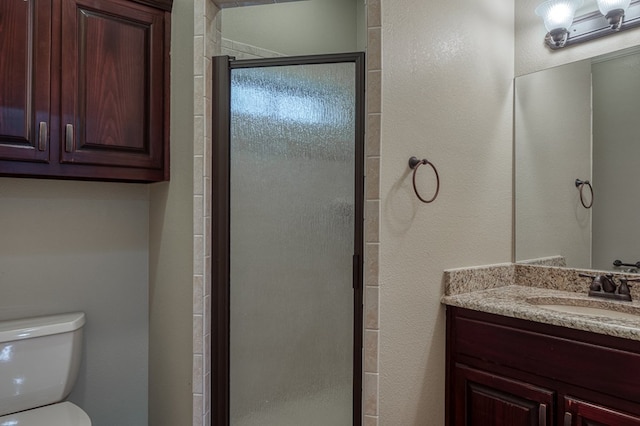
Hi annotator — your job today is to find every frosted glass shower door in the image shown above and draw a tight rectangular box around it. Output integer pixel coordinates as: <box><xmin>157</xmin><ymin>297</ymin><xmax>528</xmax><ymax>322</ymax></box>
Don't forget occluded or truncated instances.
<box><xmin>226</xmin><ymin>57</ymin><xmax>362</xmax><ymax>426</ymax></box>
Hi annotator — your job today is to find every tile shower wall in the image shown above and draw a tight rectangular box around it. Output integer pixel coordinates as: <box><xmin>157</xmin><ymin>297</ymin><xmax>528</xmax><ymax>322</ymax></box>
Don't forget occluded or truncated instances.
<box><xmin>192</xmin><ymin>1</ymin><xmax>382</xmax><ymax>424</ymax></box>
<box><xmin>221</xmin><ymin>38</ymin><xmax>285</xmax><ymax>59</ymax></box>
<box><xmin>364</xmin><ymin>1</ymin><xmax>381</xmax><ymax>423</ymax></box>
<box><xmin>193</xmin><ymin>1</ymin><xmax>220</xmax><ymax>425</ymax></box>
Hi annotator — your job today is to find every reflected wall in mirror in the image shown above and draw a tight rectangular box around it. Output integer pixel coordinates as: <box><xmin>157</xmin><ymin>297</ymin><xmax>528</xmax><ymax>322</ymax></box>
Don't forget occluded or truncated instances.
<box><xmin>515</xmin><ymin>46</ymin><xmax>640</xmax><ymax>273</ymax></box>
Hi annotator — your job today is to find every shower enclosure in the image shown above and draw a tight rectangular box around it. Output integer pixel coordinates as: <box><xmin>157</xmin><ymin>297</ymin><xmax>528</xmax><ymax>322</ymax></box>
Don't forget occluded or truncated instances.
<box><xmin>212</xmin><ymin>53</ymin><xmax>364</xmax><ymax>426</ymax></box>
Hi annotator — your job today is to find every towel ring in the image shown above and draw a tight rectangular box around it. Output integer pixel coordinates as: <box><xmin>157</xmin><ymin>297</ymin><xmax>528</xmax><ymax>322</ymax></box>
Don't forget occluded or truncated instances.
<box><xmin>409</xmin><ymin>156</ymin><xmax>440</xmax><ymax>203</ymax></box>
<box><xmin>575</xmin><ymin>178</ymin><xmax>593</xmax><ymax>209</ymax></box>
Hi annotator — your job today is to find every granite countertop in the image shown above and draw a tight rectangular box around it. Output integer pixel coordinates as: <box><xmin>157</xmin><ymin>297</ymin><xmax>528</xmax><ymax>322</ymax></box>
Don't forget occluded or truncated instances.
<box><xmin>442</xmin><ymin>263</ymin><xmax>640</xmax><ymax>342</ymax></box>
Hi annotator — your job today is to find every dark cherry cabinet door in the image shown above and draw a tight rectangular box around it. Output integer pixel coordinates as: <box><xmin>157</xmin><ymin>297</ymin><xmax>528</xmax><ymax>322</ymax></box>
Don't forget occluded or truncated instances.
<box><xmin>453</xmin><ymin>364</ymin><xmax>554</xmax><ymax>426</ymax></box>
<box><xmin>564</xmin><ymin>397</ymin><xmax>640</xmax><ymax>426</ymax></box>
<box><xmin>60</xmin><ymin>0</ymin><xmax>165</xmax><ymax>173</ymax></box>
<box><xmin>0</xmin><ymin>0</ymin><xmax>51</xmax><ymax>162</ymax></box>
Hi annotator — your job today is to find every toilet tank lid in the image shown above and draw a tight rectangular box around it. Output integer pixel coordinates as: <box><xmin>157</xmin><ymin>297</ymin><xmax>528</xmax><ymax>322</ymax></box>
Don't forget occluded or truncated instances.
<box><xmin>0</xmin><ymin>312</ymin><xmax>85</xmax><ymax>343</ymax></box>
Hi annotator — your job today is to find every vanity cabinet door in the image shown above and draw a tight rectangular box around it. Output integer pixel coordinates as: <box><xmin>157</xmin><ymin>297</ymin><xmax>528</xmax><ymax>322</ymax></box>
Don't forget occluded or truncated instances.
<box><xmin>0</xmin><ymin>0</ymin><xmax>51</xmax><ymax>163</ymax></box>
<box><xmin>452</xmin><ymin>364</ymin><xmax>554</xmax><ymax>426</ymax></box>
<box><xmin>59</xmin><ymin>0</ymin><xmax>168</xmax><ymax>180</ymax></box>
<box><xmin>564</xmin><ymin>397</ymin><xmax>640</xmax><ymax>426</ymax></box>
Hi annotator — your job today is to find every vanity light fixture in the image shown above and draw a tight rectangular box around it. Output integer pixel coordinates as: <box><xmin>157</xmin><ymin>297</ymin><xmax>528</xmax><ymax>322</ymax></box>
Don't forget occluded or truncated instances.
<box><xmin>535</xmin><ymin>0</ymin><xmax>583</xmax><ymax>47</ymax></box>
<box><xmin>597</xmin><ymin>0</ymin><xmax>631</xmax><ymax>29</ymax></box>
<box><xmin>537</xmin><ymin>0</ymin><xmax>640</xmax><ymax>49</ymax></box>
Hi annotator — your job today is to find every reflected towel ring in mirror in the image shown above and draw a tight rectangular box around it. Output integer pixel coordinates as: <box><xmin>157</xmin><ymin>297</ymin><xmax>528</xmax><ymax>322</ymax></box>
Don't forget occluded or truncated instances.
<box><xmin>613</xmin><ymin>259</ymin><xmax>640</xmax><ymax>269</ymax></box>
<box><xmin>408</xmin><ymin>156</ymin><xmax>440</xmax><ymax>203</ymax></box>
<box><xmin>575</xmin><ymin>178</ymin><xmax>594</xmax><ymax>208</ymax></box>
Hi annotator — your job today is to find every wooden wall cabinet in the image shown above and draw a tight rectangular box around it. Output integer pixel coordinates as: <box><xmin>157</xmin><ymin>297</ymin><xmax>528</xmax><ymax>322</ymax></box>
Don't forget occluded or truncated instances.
<box><xmin>0</xmin><ymin>0</ymin><xmax>172</xmax><ymax>182</ymax></box>
<box><xmin>0</xmin><ymin>0</ymin><xmax>52</xmax><ymax>163</ymax></box>
<box><xmin>446</xmin><ymin>307</ymin><xmax>640</xmax><ymax>426</ymax></box>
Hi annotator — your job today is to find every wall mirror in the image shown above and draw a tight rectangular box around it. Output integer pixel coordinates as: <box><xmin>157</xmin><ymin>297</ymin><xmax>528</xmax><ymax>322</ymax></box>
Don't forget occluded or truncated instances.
<box><xmin>515</xmin><ymin>45</ymin><xmax>640</xmax><ymax>273</ymax></box>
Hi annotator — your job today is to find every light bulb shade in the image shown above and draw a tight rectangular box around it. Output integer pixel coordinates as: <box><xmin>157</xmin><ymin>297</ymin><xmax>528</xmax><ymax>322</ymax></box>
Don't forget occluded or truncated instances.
<box><xmin>535</xmin><ymin>0</ymin><xmax>584</xmax><ymax>32</ymax></box>
<box><xmin>596</xmin><ymin>0</ymin><xmax>630</xmax><ymax>15</ymax></box>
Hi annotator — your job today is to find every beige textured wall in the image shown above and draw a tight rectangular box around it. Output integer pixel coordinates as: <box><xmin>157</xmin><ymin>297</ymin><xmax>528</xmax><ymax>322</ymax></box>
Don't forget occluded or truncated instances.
<box><xmin>0</xmin><ymin>179</ymin><xmax>149</xmax><ymax>425</ymax></box>
<box><xmin>379</xmin><ymin>0</ymin><xmax>514</xmax><ymax>423</ymax></box>
<box><xmin>221</xmin><ymin>0</ymin><xmax>359</xmax><ymax>56</ymax></box>
<box><xmin>515</xmin><ymin>60</ymin><xmax>592</xmax><ymax>268</ymax></box>
<box><xmin>148</xmin><ymin>0</ymin><xmax>195</xmax><ymax>423</ymax></box>
<box><xmin>516</xmin><ymin>0</ymin><xmax>640</xmax><ymax>76</ymax></box>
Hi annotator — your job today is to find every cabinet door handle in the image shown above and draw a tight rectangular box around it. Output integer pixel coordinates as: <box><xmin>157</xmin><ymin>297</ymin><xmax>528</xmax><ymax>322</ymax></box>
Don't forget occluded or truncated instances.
<box><xmin>539</xmin><ymin>403</ymin><xmax>547</xmax><ymax>426</ymax></box>
<box><xmin>564</xmin><ymin>412</ymin><xmax>573</xmax><ymax>426</ymax></box>
<box><xmin>65</xmin><ymin>124</ymin><xmax>74</xmax><ymax>152</ymax></box>
<box><xmin>38</xmin><ymin>121</ymin><xmax>47</xmax><ymax>151</ymax></box>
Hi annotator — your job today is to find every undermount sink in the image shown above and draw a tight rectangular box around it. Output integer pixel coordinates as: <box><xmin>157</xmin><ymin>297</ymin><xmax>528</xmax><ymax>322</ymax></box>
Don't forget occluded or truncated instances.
<box><xmin>526</xmin><ymin>297</ymin><xmax>640</xmax><ymax>321</ymax></box>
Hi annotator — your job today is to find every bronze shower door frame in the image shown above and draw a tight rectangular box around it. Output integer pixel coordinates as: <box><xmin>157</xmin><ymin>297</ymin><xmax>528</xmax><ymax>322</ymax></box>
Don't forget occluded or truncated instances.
<box><xmin>211</xmin><ymin>53</ymin><xmax>365</xmax><ymax>426</ymax></box>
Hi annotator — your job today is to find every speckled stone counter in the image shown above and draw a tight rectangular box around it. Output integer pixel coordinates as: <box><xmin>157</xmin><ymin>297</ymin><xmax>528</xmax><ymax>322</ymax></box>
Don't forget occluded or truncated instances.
<box><xmin>442</xmin><ymin>263</ymin><xmax>640</xmax><ymax>341</ymax></box>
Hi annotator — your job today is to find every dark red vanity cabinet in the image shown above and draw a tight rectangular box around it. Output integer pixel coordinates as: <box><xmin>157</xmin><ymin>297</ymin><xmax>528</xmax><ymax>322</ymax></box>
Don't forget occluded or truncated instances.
<box><xmin>446</xmin><ymin>307</ymin><xmax>640</xmax><ymax>426</ymax></box>
<box><xmin>453</xmin><ymin>364</ymin><xmax>554</xmax><ymax>426</ymax></box>
<box><xmin>564</xmin><ymin>397</ymin><xmax>640</xmax><ymax>426</ymax></box>
<box><xmin>0</xmin><ymin>0</ymin><xmax>171</xmax><ymax>182</ymax></box>
<box><xmin>0</xmin><ymin>0</ymin><xmax>52</xmax><ymax>163</ymax></box>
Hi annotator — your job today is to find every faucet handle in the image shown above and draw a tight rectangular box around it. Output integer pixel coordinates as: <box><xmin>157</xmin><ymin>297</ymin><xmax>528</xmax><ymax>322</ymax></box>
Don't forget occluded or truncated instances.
<box><xmin>579</xmin><ymin>273</ymin><xmax>596</xmax><ymax>278</ymax></box>
<box><xmin>618</xmin><ymin>278</ymin><xmax>633</xmax><ymax>297</ymax></box>
<box><xmin>579</xmin><ymin>273</ymin><xmax>618</xmax><ymax>292</ymax></box>
<box><xmin>579</xmin><ymin>273</ymin><xmax>604</xmax><ymax>291</ymax></box>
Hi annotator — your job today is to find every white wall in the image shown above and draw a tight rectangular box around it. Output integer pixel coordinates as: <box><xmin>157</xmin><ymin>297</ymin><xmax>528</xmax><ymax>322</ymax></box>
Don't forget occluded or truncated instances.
<box><xmin>0</xmin><ymin>179</ymin><xmax>149</xmax><ymax>425</ymax></box>
<box><xmin>356</xmin><ymin>0</ymin><xmax>366</xmax><ymax>52</ymax></box>
<box><xmin>148</xmin><ymin>0</ymin><xmax>195</xmax><ymax>423</ymax></box>
<box><xmin>379</xmin><ymin>0</ymin><xmax>514</xmax><ymax>423</ymax></box>
<box><xmin>221</xmin><ymin>0</ymin><xmax>360</xmax><ymax>56</ymax></box>
<box><xmin>592</xmin><ymin>52</ymin><xmax>640</xmax><ymax>270</ymax></box>
<box><xmin>515</xmin><ymin>60</ymin><xmax>592</xmax><ymax>268</ymax></box>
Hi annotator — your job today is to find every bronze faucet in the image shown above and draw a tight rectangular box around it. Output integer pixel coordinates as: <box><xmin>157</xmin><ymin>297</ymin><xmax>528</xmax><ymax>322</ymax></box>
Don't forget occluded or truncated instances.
<box><xmin>578</xmin><ymin>273</ymin><xmax>640</xmax><ymax>302</ymax></box>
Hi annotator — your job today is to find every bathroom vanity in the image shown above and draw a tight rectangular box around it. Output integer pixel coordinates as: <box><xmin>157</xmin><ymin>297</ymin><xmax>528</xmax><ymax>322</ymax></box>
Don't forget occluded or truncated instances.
<box><xmin>443</xmin><ymin>264</ymin><xmax>640</xmax><ymax>426</ymax></box>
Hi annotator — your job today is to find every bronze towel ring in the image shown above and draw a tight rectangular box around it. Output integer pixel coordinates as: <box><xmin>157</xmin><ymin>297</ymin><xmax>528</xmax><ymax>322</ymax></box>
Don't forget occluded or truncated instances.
<box><xmin>409</xmin><ymin>156</ymin><xmax>440</xmax><ymax>203</ymax></box>
<box><xmin>575</xmin><ymin>178</ymin><xmax>593</xmax><ymax>209</ymax></box>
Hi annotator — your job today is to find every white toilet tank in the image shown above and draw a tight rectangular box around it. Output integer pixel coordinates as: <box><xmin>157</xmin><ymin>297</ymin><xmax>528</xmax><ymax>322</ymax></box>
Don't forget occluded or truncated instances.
<box><xmin>0</xmin><ymin>312</ymin><xmax>85</xmax><ymax>416</ymax></box>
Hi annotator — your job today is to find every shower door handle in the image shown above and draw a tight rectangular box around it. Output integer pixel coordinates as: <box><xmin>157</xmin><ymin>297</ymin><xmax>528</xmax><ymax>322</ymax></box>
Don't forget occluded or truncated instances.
<box><xmin>352</xmin><ymin>254</ymin><xmax>361</xmax><ymax>290</ymax></box>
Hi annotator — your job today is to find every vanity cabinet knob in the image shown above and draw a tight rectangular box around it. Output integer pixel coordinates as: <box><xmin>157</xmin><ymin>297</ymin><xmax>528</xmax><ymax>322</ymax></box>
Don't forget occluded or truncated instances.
<box><xmin>65</xmin><ymin>124</ymin><xmax>74</xmax><ymax>153</ymax></box>
<box><xmin>564</xmin><ymin>412</ymin><xmax>573</xmax><ymax>426</ymax></box>
<box><xmin>38</xmin><ymin>122</ymin><xmax>47</xmax><ymax>151</ymax></box>
<box><xmin>539</xmin><ymin>403</ymin><xmax>547</xmax><ymax>426</ymax></box>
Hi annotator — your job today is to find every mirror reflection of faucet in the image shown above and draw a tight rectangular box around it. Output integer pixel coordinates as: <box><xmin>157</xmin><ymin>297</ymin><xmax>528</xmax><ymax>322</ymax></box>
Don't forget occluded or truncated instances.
<box><xmin>578</xmin><ymin>273</ymin><xmax>640</xmax><ymax>302</ymax></box>
<box><xmin>612</xmin><ymin>259</ymin><xmax>640</xmax><ymax>274</ymax></box>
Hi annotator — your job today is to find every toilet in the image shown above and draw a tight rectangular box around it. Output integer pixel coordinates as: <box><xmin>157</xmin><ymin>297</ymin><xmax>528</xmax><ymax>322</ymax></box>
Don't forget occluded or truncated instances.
<box><xmin>0</xmin><ymin>312</ymin><xmax>91</xmax><ymax>425</ymax></box>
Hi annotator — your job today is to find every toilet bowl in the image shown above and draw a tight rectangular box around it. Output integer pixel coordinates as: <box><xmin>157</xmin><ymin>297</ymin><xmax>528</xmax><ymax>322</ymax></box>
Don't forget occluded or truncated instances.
<box><xmin>0</xmin><ymin>401</ymin><xmax>91</xmax><ymax>425</ymax></box>
<box><xmin>0</xmin><ymin>312</ymin><xmax>91</xmax><ymax>425</ymax></box>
